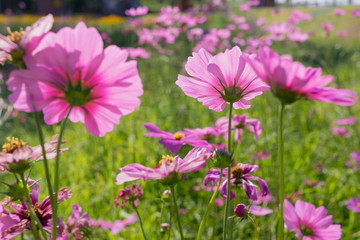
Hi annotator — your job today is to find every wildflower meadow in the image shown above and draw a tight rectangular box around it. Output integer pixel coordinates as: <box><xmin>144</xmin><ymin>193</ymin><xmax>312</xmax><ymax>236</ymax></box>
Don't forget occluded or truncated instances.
<box><xmin>0</xmin><ymin>1</ymin><xmax>360</xmax><ymax>239</ymax></box>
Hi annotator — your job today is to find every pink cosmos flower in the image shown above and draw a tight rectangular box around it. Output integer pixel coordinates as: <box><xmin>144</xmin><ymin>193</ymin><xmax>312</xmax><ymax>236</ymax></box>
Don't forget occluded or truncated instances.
<box><xmin>125</xmin><ymin>6</ymin><xmax>149</xmax><ymax>17</ymax></box>
<box><xmin>7</xmin><ymin>22</ymin><xmax>143</xmax><ymax>137</ymax></box>
<box><xmin>216</xmin><ymin>114</ymin><xmax>262</xmax><ymax>143</ymax></box>
<box><xmin>337</xmin><ymin>116</ymin><xmax>355</xmax><ymax>125</ymax></box>
<box><xmin>248</xmin><ymin>47</ymin><xmax>356</xmax><ymax>105</ymax></box>
<box><xmin>116</xmin><ymin>147</ymin><xmax>212</xmax><ymax>185</ymax></box>
<box><xmin>0</xmin><ymin>135</ymin><xmax>67</xmax><ymax>173</ymax></box>
<box><xmin>304</xmin><ymin>180</ymin><xmax>326</xmax><ymax>188</ymax></box>
<box><xmin>334</xmin><ymin>8</ymin><xmax>346</xmax><ymax>16</ymax></box>
<box><xmin>144</xmin><ymin>123</ymin><xmax>209</xmax><ymax>153</ymax></box>
<box><xmin>249</xmin><ymin>206</ymin><xmax>273</xmax><ymax>216</ymax></box>
<box><xmin>204</xmin><ymin>163</ymin><xmax>270</xmax><ymax>200</ymax></box>
<box><xmin>256</xmin><ymin>18</ymin><xmax>266</xmax><ymax>26</ymax></box>
<box><xmin>187</xmin><ymin>28</ymin><xmax>204</xmax><ymax>42</ymax></box>
<box><xmin>345</xmin><ymin>151</ymin><xmax>360</xmax><ymax>169</ymax></box>
<box><xmin>176</xmin><ymin>46</ymin><xmax>269</xmax><ymax>112</ymax></box>
<box><xmin>346</xmin><ymin>197</ymin><xmax>360</xmax><ymax>213</ymax></box>
<box><xmin>288</xmin><ymin>30</ymin><xmax>309</xmax><ymax>42</ymax></box>
<box><xmin>332</xmin><ymin>127</ymin><xmax>350</xmax><ymax>138</ymax></box>
<box><xmin>97</xmin><ymin>214</ymin><xmax>137</xmax><ymax>235</ymax></box>
<box><xmin>322</xmin><ymin>23</ymin><xmax>333</xmax><ymax>32</ymax></box>
<box><xmin>125</xmin><ymin>47</ymin><xmax>150</xmax><ymax>59</ymax></box>
<box><xmin>214</xmin><ymin>198</ymin><xmax>224</xmax><ymax>206</ymax></box>
<box><xmin>284</xmin><ymin>199</ymin><xmax>342</xmax><ymax>240</ymax></box>
<box><xmin>352</xmin><ymin>9</ymin><xmax>360</xmax><ymax>17</ymax></box>
<box><xmin>0</xmin><ymin>14</ymin><xmax>53</xmax><ymax>65</ymax></box>
<box><xmin>336</xmin><ymin>30</ymin><xmax>347</xmax><ymax>36</ymax></box>
<box><xmin>266</xmin><ymin>22</ymin><xmax>292</xmax><ymax>41</ymax></box>
<box><xmin>239</xmin><ymin>4</ymin><xmax>250</xmax><ymax>12</ymax></box>
<box><xmin>252</xmin><ymin>151</ymin><xmax>270</xmax><ymax>162</ymax></box>
<box><xmin>0</xmin><ymin>179</ymin><xmax>72</xmax><ymax>239</ymax></box>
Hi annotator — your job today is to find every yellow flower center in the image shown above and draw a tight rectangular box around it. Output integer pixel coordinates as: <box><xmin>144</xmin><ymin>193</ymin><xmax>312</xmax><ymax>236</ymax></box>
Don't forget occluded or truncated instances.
<box><xmin>159</xmin><ymin>155</ymin><xmax>174</xmax><ymax>165</ymax></box>
<box><xmin>6</xmin><ymin>27</ymin><xmax>24</xmax><ymax>45</ymax></box>
<box><xmin>2</xmin><ymin>137</ymin><xmax>27</xmax><ymax>153</ymax></box>
<box><xmin>24</xmin><ymin>203</ymin><xmax>43</xmax><ymax>219</ymax></box>
<box><xmin>231</xmin><ymin>166</ymin><xmax>244</xmax><ymax>179</ymax></box>
<box><xmin>173</xmin><ymin>132</ymin><xmax>184</xmax><ymax>140</ymax></box>
<box><xmin>357</xmin><ymin>203</ymin><xmax>360</xmax><ymax>208</ymax></box>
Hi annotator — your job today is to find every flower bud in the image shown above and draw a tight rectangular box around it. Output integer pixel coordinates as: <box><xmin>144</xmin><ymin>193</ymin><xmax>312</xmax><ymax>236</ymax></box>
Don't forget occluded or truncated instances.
<box><xmin>234</xmin><ymin>204</ymin><xmax>247</xmax><ymax>217</ymax></box>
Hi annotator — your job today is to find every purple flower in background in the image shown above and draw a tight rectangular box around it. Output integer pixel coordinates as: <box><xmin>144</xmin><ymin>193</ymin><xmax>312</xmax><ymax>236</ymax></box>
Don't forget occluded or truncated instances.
<box><xmin>346</xmin><ymin>197</ymin><xmax>360</xmax><ymax>213</ymax></box>
<box><xmin>116</xmin><ymin>147</ymin><xmax>212</xmax><ymax>185</ymax></box>
<box><xmin>252</xmin><ymin>151</ymin><xmax>270</xmax><ymax>162</ymax></box>
<box><xmin>125</xmin><ymin>6</ymin><xmax>149</xmax><ymax>17</ymax></box>
<box><xmin>332</xmin><ymin>127</ymin><xmax>350</xmax><ymax>138</ymax></box>
<box><xmin>204</xmin><ymin>163</ymin><xmax>270</xmax><ymax>200</ymax></box>
<box><xmin>216</xmin><ymin>114</ymin><xmax>262</xmax><ymax>143</ymax></box>
<box><xmin>115</xmin><ymin>184</ymin><xmax>143</xmax><ymax>209</ymax></box>
<box><xmin>345</xmin><ymin>151</ymin><xmax>360</xmax><ymax>169</ymax></box>
<box><xmin>304</xmin><ymin>180</ymin><xmax>326</xmax><ymax>188</ymax></box>
<box><xmin>18</xmin><ymin>1</ymin><xmax>26</xmax><ymax>9</ymax></box>
<box><xmin>125</xmin><ymin>47</ymin><xmax>150</xmax><ymax>59</ymax></box>
<box><xmin>284</xmin><ymin>199</ymin><xmax>342</xmax><ymax>240</ymax></box>
<box><xmin>0</xmin><ymin>180</ymin><xmax>72</xmax><ymax>239</ymax></box>
<box><xmin>144</xmin><ymin>123</ymin><xmax>209</xmax><ymax>153</ymax></box>
<box><xmin>322</xmin><ymin>23</ymin><xmax>333</xmax><ymax>35</ymax></box>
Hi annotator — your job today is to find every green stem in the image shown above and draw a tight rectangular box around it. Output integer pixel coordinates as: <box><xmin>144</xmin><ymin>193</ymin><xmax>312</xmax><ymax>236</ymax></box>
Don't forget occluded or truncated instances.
<box><xmin>52</xmin><ymin>106</ymin><xmax>72</xmax><ymax>239</ymax></box>
<box><xmin>248</xmin><ymin>215</ymin><xmax>260</xmax><ymax>240</ymax></box>
<box><xmin>223</xmin><ymin>102</ymin><xmax>233</xmax><ymax>240</ymax></box>
<box><xmin>19</xmin><ymin>173</ymin><xmax>47</xmax><ymax>240</ymax></box>
<box><xmin>170</xmin><ymin>185</ymin><xmax>184</xmax><ymax>240</ymax></box>
<box><xmin>278</xmin><ymin>102</ymin><xmax>285</xmax><ymax>240</ymax></box>
<box><xmin>34</xmin><ymin>112</ymin><xmax>55</xmax><ymax>217</ymax></box>
<box><xmin>134</xmin><ymin>205</ymin><xmax>147</xmax><ymax>240</ymax></box>
<box><xmin>196</xmin><ymin>169</ymin><xmax>223</xmax><ymax>240</ymax></box>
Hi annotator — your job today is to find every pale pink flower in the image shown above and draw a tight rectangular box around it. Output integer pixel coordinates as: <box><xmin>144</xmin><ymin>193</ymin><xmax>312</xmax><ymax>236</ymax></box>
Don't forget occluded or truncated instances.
<box><xmin>337</xmin><ymin>116</ymin><xmax>355</xmax><ymax>125</ymax></box>
<box><xmin>239</xmin><ymin>4</ymin><xmax>250</xmax><ymax>12</ymax></box>
<box><xmin>284</xmin><ymin>199</ymin><xmax>342</xmax><ymax>240</ymax></box>
<box><xmin>98</xmin><ymin>214</ymin><xmax>137</xmax><ymax>234</ymax></box>
<box><xmin>125</xmin><ymin>6</ymin><xmax>149</xmax><ymax>17</ymax></box>
<box><xmin>248</xmin><ymin>47</ymin><xmax>356</xmax><ymax>105</ymax></box>
<box><xmin>0</xmin><ymin>14</ymin><xmax>53</xmax><ymax>65</ymax></box>
<box><xmin>322</xmin><ymin>23</ymin><xmax>333</xmax><ymax>33</ymax></box>
<box><xmin>334</xmin><ymin>8</ymin><xmax>346</xmax><ymax>16</ymax></box>
<box><xmin>249</xmin><ymin>206</ymin><xmax>273</xmax><ymax>216</ymax></box>
<box><xmin>176</xmin><ymin>46</ymin><xmax>269</xmax><ymax>112</ymax></box>
<box><xmin>7</xmin><ymin>22</ymin><xmax>143</xmax><ymax>137</ymax></box>
<box><xmin>125</xmin><ymin>47</ymin><xmax>150</xmax><ymax>59</ymax></box>
<box><xmin>336</xmin><ymin>30</ymin><xmax>347</xmax><ymax>36</ymax></box>
<box><xmin>266</xmin><ymin>22</ymin><xmax>292</xmax><ymax>41</ymax></box>
<box><xmin>288</xmin><ymin>30</ymin><xmax>309</xmax><ymax>42</ymax></box>
<box><xmin>256</xmin><ymin>18</ymin><xmax>266</xmax><ymax>26</ymax></box>
<box><xmin>116</xmin><ymin>147</ymin><xmax>212</xmax><ymax>185</ymax></box>
<box><xmin>352</xmin><ymin>9</ymin><xmax>360</xmax><ymax>17</ymax></box>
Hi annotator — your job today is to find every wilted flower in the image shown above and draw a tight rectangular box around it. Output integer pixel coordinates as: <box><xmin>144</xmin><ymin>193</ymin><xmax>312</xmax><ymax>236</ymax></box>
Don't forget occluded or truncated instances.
<box><xmin>7</xmin><ymin>22</ymin><xmax>143</xmax><ymax>137</ymax></box>
<box><xmin>176</xmin><ymin>46</ymin><xmax>269</xmax><ymax>112</ymax></box>
<box><xmin>116</xmin><ymin>147</ymin><xmax>212</xmax><ymax>186</ymax></box>
<box><xmin>115</xmin><ymin>184</ymin><xmax>143</xmax><ymax>209</ymax></box>
<box><xmin>284</xmin><ymin>199</ymin><xmax>341</xmax><ymax>240</ymax></box>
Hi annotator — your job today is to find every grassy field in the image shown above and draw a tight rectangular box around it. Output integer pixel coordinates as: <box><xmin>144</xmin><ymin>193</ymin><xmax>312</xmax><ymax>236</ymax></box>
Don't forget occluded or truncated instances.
<box><xmin>1</xmin><ymin>3</ymin><xmax>360</xmax><ymax>239</ymax></box>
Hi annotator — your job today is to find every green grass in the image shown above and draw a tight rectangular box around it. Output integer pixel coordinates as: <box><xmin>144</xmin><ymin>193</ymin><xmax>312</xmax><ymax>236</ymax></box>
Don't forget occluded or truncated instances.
<box><xmin>1</xmin><ymin>3</ymin><xmax>360</xmax><ymax>240</ymax></box>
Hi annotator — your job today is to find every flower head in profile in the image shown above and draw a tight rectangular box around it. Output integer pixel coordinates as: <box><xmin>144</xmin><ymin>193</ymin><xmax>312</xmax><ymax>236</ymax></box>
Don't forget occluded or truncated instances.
<box><xmin>0</xmin><ymin>179</ymin><xmax>72</xmax><ymax>239</ymax></box>
<box><xmin>116</xmin><ymin>147</ymin><xmax>212</xmax><ymax>186</ymax></box>
<box><xmin>346</xmin><ymin>197</ymin><xmax>360</xmax><ymax>213</ymax></box>
<box><xmin>0</xmin><ymin>14</ymin><xmax>53</xmax><ymax>66</ymax></box>
<box><xmin>144</xmin><ymin>123</ymin><xmax>209</xmax><ymax>153</ymax></box>
<box><xmin>204</xmin><ymin>163</ymin><xmax>270</xmax><ymax>200</ymax></box>
<box><xmin>249</xmin><ymin>46</ymin><xmax>356</xmax><ymax>105</ymax></box>
<box><xmin>7</xmin><ymin>22</ymin><xmax>143</xmax><ymax>137</ymax></box>
<box><xmin>284</xmin><ymin>199</ymin><xmax>341</xmax><ymax>240</ymax></box>
<box><xmin>0</xmin><ymin>135</ymin><xmax>67</xmax><ymax>173</ymax></box>
<box><xmin>176</xmin><ymin>46</ymin><xmax>269</xmax><ymax>112</ymax></box>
